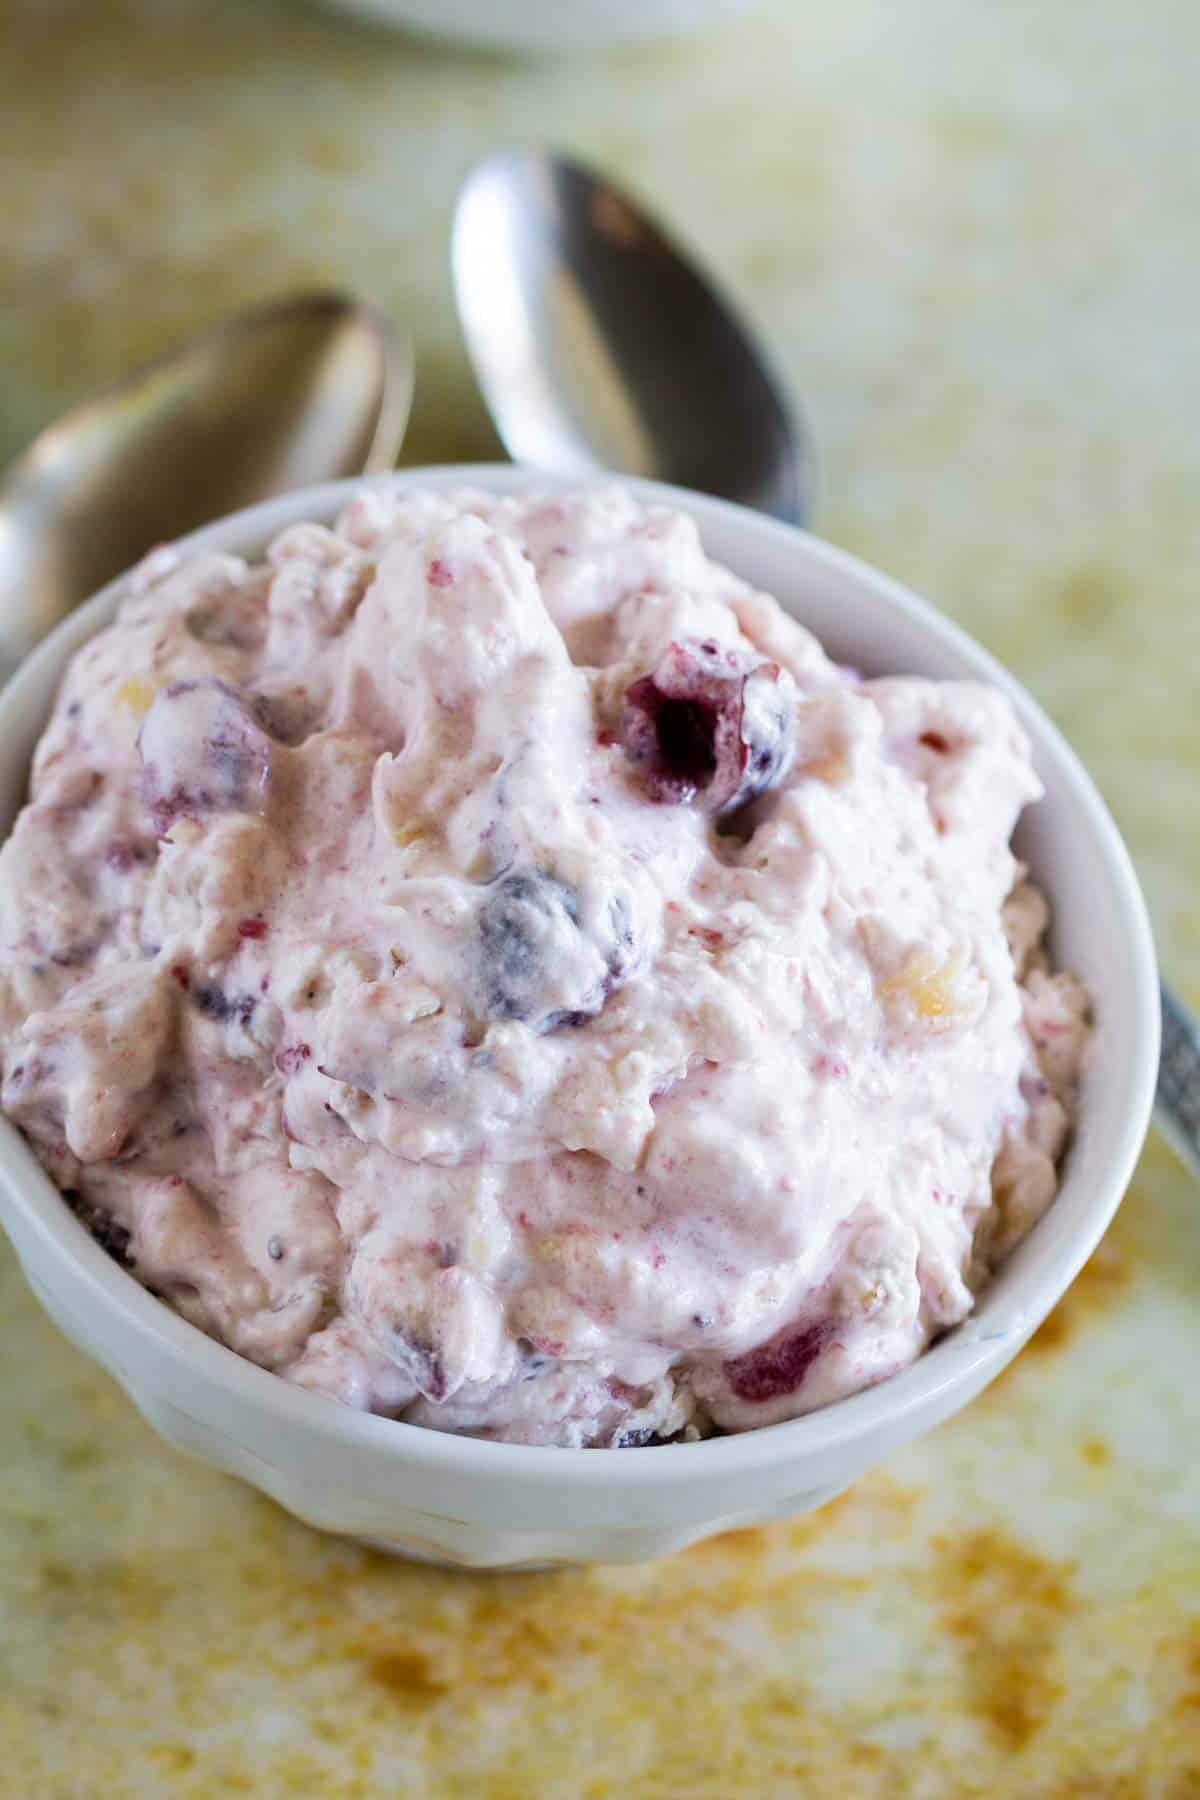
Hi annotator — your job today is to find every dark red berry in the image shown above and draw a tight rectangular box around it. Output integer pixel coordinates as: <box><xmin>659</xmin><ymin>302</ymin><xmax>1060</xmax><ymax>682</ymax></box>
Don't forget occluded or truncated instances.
<box><xmin>620</xmin><ymin>640</ymin><xmax>795</xmax><ymax>814</ymax></box>
<box><xmin>723</xmin><ymin>1322</ymin><xmax>828</xmax><ymax>1403</ymax></box>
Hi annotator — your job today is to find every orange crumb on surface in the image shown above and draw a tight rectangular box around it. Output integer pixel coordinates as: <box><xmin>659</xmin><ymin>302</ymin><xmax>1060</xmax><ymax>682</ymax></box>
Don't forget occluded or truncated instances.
<box><xmin>366</xmin><ymin>1648</ymin><xmax>451</xmax><ymax>1702</ymax></box>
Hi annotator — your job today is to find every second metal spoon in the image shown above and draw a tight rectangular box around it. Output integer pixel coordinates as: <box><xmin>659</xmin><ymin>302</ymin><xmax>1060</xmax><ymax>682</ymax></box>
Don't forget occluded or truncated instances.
<box><xmin>0</xmin><ymin>291</ymin><xmax>413</xmax><ymax>680</ymax></box>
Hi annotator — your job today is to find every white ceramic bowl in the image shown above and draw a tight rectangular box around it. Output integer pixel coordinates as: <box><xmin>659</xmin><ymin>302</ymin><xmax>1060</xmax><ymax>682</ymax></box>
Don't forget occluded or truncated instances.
<box><xmin>311</xmin><ymin>0</ymin><xmax>756</xmax><ymax>51</ymax></box>
<box><xmin>0</xmin><ymin>468</ymin><xmax>1159</xmax><ymax>1568</ymax></box>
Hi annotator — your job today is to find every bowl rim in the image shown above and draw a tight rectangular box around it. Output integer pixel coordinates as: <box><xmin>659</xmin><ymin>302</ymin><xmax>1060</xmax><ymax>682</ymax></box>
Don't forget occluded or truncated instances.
<box><xmin>0</xmin><ymin>464</ymin><xmax>1160</xmax><ymax>1491</ymax></box>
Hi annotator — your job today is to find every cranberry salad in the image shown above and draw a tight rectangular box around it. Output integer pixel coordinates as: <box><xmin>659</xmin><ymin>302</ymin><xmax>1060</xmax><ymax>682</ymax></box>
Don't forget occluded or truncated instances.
<box><xmin>0</xmin><ymin>487</ymin><xmax>1088</xmax><ymax>1446</ymax></box>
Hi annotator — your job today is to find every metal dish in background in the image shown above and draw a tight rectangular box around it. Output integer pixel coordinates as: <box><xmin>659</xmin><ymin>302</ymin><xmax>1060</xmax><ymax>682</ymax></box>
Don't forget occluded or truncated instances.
<box><xmin>308</xmin><ymin>0</ymin><xmax>758</xmax><ymax>51</ymax></box>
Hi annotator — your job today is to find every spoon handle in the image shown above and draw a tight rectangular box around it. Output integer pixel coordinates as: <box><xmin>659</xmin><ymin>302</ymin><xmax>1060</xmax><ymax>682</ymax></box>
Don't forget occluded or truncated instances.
<box><xmin>1157</xmin><ymin>980</ymin><xmax>1200</xmax><ymax>1177</ymax></box>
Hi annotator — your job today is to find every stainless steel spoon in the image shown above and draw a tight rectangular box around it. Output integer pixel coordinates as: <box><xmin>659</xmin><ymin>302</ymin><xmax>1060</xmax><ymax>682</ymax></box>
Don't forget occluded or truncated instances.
<box><xmin>0</xmin><ymin>291</ymin><xmax>413</xmax><ymax>679</ymax></box>
<box><xmin>454</xmin><ymin>147</ymin><xmax>1198</xmax><ymax>1178</ymax></box>
<box><xmin>453</xmin><ymin>148</ymin><xmax>809</xmax><ymax>523</ymax></box>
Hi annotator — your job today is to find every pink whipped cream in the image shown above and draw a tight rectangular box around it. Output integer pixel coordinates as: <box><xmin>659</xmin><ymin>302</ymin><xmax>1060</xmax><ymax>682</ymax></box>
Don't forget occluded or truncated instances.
<box><xmin>0</xmin><ymin>486</ymin><xmax>1089</xmax><ymax>1446</ymax></box>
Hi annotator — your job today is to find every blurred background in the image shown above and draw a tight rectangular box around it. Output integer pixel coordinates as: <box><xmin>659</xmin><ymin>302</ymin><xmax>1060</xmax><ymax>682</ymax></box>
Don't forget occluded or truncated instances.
<box><xmin>2</xmin><ymin>2</ymin><xmax>1198</xmax><ymax>1794</ymax></box>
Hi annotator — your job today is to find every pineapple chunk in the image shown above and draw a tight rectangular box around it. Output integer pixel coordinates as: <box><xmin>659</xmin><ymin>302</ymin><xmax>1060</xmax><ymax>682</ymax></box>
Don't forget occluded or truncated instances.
<box><xmin>806</xmin><ymin>750</ymin><xmax>851</xmax><ymax>786</ymax></box>
<box><xmin>114</xmin><ymin>676</ymin><xmax>158</xmax><ymax>721</ymax></box>
<box><xmin>878</xmin><ymin>947</ymin><xmax>972</xmax><ymax>1027</ymax></box>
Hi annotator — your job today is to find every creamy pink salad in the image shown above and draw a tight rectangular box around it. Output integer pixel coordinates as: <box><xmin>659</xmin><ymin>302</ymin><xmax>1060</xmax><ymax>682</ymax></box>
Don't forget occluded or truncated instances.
<box><xmin>0</xmin><ymin>486</ymin><xmax>1089</xmax><ymax>1447</ymax></box>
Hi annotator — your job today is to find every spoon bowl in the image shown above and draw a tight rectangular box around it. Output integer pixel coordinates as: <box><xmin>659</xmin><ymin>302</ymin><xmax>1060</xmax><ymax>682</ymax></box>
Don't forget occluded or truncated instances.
<box><xmin>453</xmin><ymin>150</ymin><xmax>809</xmax><ymax>523</ymax></box>
<box><xmin>0</xmin><ymin>292</ymin><xmax>413</xmax><ymax>669</ymax></box>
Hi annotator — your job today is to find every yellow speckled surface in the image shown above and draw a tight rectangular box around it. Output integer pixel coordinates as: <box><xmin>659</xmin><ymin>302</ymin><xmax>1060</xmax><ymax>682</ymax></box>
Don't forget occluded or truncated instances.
<box><xmin>2</xmin><ymin>1</ymin><xmax>1199</xmax><ymax>1793</ymax></box>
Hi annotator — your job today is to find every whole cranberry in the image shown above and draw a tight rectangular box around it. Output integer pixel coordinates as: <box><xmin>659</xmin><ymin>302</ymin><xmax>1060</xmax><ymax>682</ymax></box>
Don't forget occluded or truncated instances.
<box><xmin>621</xmin><ymin>639</ymin><xmax>795</xmax><ymax>814</ymax></box>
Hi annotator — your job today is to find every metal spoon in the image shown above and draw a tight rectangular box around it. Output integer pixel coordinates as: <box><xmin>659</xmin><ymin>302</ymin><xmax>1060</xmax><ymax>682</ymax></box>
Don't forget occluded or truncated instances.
<box><xmin>0</xmin><ymin>291</ymin><xmax>413</xmax><ymax>678</ymax></box>
<box><xmin>454</xmin><ymin>147</ymin><xmax>1199</xmax><ymax>1177</ymax></box>
<box><xmin>452</xmin><ymin>148</ymin><xmax>809</xmax><ymax>524</ymax></box>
